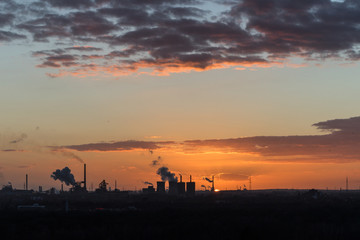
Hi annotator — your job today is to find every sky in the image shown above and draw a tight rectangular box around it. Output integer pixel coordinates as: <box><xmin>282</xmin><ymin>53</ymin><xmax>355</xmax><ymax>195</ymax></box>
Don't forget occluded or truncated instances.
<box><xmin>2</xmin><ymin>0</ymin><xmax>360</xmax><ymax>191</ymax></box>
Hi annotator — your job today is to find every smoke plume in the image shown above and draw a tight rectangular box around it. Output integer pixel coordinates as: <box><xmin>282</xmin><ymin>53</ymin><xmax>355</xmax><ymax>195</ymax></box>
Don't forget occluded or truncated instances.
<box><xmin>9</xmin><ymin>133</ymin><xmax>27</xmax><ymax>144</ymax></box>
<box><xmin>144</xmin><ymin>181</ymin><xmax>153</xmax><ymax>186</ymax></box>
<box><xmin>156</xmin><ymin>167</ymin><xmax>178</xmax><ymax>182</ymax></box>
<box><xmin>51</xmin><ymin>167</ymin><xmax>76</xmax><ymax>186</ymax></box>
<box><xmin>151</xmin><ymin>156</ymin><xmax>161</xmax><ymax>166</ymax></box>
<box><xmin>204</xmin><ymin>177</ymin><xmax>213</xmax><ymax>183</ymax></box>
<box><xmin>54</xmin><ymin>149</ymin><xmax>84</xmax><ymax>163</ymax></box>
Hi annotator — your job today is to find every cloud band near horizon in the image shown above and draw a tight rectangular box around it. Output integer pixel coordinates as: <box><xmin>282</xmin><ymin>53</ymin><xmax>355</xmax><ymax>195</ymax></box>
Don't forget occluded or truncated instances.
<box><xmin>51</xmin><ymin>116</ymin><xmax>360</xmax><ymax>163</ymax></box>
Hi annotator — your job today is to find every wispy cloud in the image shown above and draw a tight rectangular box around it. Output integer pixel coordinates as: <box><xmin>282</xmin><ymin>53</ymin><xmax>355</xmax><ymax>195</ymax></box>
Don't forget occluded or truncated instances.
<box><xmin>55</xmin><ymin>140</ymin><xmax>175</xmax><ymax>152</ymax></box>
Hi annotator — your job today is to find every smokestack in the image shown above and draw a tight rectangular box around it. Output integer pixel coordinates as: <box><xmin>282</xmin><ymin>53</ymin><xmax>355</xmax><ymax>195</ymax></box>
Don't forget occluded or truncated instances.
<box><xmin>177</xmin><ymin>174</ymin><xmax>185</xmax><ymax>195</ymax></box>
<box><xmin>346</xmin><ymin>176</ymin><xmax>349</xmax><ymax>191</ymax></box>
<box><xmin>186</xmin><ymin>175</ymin><xmax>195</xmax><ymax>195</ymax></box>
<box><xmin>211</xmin><ymin>175</ymin><xmax>214</xmax><ymax>192</ymax></box>
<box><xmin>26</xmin><ymin>174</ymin><xmax>28</xmax><ymax>191</ymax></box>
<box><xmin>61</xmin><ymin>184</ymin><xmax>64</xmax><ymax>192</ymax></box>
<box><xmin>84</xmin><ymin>164</ymin><xmax>87</xmax><ymax>191</ymax></box>
<box><xmin>249</xmin><ymin>176</ymin><xmax>252</xmax><ymax>191</ymax></box>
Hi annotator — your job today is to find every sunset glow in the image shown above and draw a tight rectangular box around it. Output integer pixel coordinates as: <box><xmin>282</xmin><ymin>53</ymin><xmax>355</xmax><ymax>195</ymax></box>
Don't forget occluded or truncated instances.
<box><xmin>2</xmin><ymin>0</ymin><xmax>360</xmax><ymax>193</ymax></box>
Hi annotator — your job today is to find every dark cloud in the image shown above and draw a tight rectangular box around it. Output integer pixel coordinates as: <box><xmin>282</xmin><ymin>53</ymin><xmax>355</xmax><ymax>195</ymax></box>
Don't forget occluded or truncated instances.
<box><xmin>183</xmin><ymin>116</ymin><xmax>360</xmax><ymax>162</ymax></box>
<box><xmin>57</xmin><ymin>140</ymin><xmax>175</xmax><ymax>152</ymax></box>
<box><xmin>312</xmin><ymin>116</ymin><xmax>360</xmax><ymax>134</ymax></box>
<box><xmin>45</xmin><ymin>0</ymin><xmax>93</xmax><ymax>9</ymax></box>
<box><xmin>17</xmin><ymin>14</ymin><xmax>71</xmax><ymax>42</ymax></box>
<box><xmin>52</xmin><ymin>116</ymin><xmax>360</xmax><ymax>163</ymax></box>
<box><xmin>66</xmin><ymin>46</ymin><xmax>102</xmax><ymax>51</ymax></box>
<box><xmin>1</xmin><ymin>149</ymin><xmax>24</xmax><ymax>152</ymax></box>
<box><xmin>0</xmin><ymin>13</ymin><xmax>14</xmax><ymax>27</ymax></box>
<box><xmin>4</xmin><ymin>0</ymin><xmax>360</xmax><ymax>76</ymax></box>
<box><xmin>0</xmin><ymin>30</ymin><xmax>26</xmax><ymax>41</ymax></box>
<box><xmin>1</xmin><ymin>149</ymin><xmax>16</xmax><ymax>152</ymax></box>
<box><xmin>164</xmin><ymin>7</ymin><xmax>209</xmax><ymax>18</ymax></box>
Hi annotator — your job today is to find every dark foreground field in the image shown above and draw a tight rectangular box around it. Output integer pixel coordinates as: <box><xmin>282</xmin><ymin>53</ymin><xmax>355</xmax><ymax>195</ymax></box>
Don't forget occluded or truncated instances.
<box><xmin>1</xmin><ymin>190</ymin><xmax>360</xmax><ymax>239</ymax></box>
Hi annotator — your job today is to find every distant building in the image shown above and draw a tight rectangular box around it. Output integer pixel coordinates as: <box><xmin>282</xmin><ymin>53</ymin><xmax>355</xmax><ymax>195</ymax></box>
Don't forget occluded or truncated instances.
<box><xmin>142</xmin><ymin>186</ymin><xmax>155</xmax><ymax>193</ymax></box>
<box><xmin>186</xmin><ymin>182</ymin><xmax>195</xmax><ymax>195</ymax></box>
<box><xmin>157</xmin><ymin>181</ymin><xmax>165</xmax><ymax>193</ymax></box>
<box><xmin>177</xmin><ymin>182</ymin><xmax>185</xmax><ymax>195</ymax></box>
<box><xmin>169</xmin><ymin>181</ymin><xmax>178</xmax><ymax>195</ymax></box>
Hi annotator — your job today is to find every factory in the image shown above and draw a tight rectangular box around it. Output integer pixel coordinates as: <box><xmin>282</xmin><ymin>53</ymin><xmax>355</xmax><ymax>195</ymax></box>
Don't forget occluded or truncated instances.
<box><xmin>1</xmin><ymin>163</ymin><xmax>201</xmax><ymax>198</ymax></box>
<box><xmin>153</xmin><ymin>174</ymin><xmax>195</xmax><ymax>195</ymax></box>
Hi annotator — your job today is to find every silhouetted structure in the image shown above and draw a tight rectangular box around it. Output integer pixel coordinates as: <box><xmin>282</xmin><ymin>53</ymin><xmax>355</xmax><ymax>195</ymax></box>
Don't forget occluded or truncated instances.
<box><xmin>83</xmin><ymin>164</ymin><xmax>87</xmax><ymax>191</ymax></box>
<box><xmin>169</xmin><ymin>181</ymin><xmax>178</xmax><ymax>195</ymax></box>
<box><xmin>211</xmin><ymin>176</ymin><xmax>215</xmax><ymax>192</ymax></box>
<box><xmin>249</xmin><ymin>176</ymin><xmax>252</xmax><ymax>191</ymax></box>
<box><xmin>177</xmin><ymin>174</ymin><xmax>185</xmax><ymax>195</ymax></box>
<box><xmin>142</xmin><ymin>185</ymin><xmax>155</xmax><ymax>193</ymax></box>
<box><xmin>186</xmin><ymin>175</ymin><xmax>195</xmax><ymax>196</ymax></box>
<box><xmin>96</xmin><ymin>180</ymin><xmax>108</xmax><ymax>192</ymax></box>
<box><xmin>157</xmin><ymin>181</ymin><xmax>165</xmax><ymax>193</ymax></box>
<box><xmin>26</xmin><ymin>174</ymin><xmax>28</xmax><ymax>191</ymax></box>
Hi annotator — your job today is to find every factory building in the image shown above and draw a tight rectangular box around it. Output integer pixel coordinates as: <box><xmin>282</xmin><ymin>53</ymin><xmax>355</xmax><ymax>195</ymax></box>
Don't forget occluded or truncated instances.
<box><xmin>157</xmin><ymin>181</ymin><xmax>165</xmax><ymax>192</ymax></box>
<box><xmin>186</xmin><ymin>175</ymin><xmax>195</xmax><ymax>196</ymax></box>
<box><xmin>70</xmin><ymin>164</ymin><xmax>88</xmax><ymax>193</ymax></box>
<box><xmin>177</xmin><ymin>174</ymin><xmax>185</xmax><ymax>195</ymax></box>
<box><xmin>169</xmin><ymin>181</ymin><xmax>178</xmax><ymax>195</ymax></box>
<box><xmin>142</xmin><ymin>185</ymin><xmax>155</xmax><ymax>193</ymax></box>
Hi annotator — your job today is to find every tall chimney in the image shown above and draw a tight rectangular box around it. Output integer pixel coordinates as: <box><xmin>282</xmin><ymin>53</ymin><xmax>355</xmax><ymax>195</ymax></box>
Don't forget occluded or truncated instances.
<box><xmin>26</xmin><ymin>174</ymin><xmax>28</xmax><ymax>191</ymax></box>
<box><xmin>249</xmin><ymin>176</ymin><xmax>252</xmax><ymax>191</ymax></box>
<box><xmin>180</xmin><ymin>174</ymin><xmax>182</xmax><ymax>183</ymax></box>
<box><xmin>211</xmin><ymin>175</ymin><xmax>214</xmax><ymax>192</ymax></box>
<box><xmin>190</xmin><ymin>175</ymin><xmax>192</xmax><ymax>182</ymax></box>
<box><xmin>84</xmin><ymin>164</ymin><xmax>87</xmax><ymax>191</ymax></box>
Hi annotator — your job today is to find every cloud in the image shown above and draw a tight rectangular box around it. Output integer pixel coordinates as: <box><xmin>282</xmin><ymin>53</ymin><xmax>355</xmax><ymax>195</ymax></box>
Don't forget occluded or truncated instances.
<box><xmin>52</xmin><ymin>116</ymin><xmax>360</xmax><ymax>163</ymax></box>
<box><xmin>0</xmin><ymin>30</ymin><xmax>26</xmax><ymax>41</ymax></box>
<box><xmin>56</xmin><ymin>140</ymin><xmax>175</xmax><ymax>152</ymax></box>
<box><xmin>0</xmin><ymin>13</ymin><xmax>14</xmax><ymax>27</ymax></box>
<box><xmin>45</xmin><ymin>0</ymin><xmax>93</xmax><ymax>9</ymax></box>
<box><xmin>0</xmin><ymin>0</ymin><xmax>358</xmax><ymax>77</ymax></box>
<box><xmin>182</xmin><ymin>116</ymin><xmax>360</xmax><ymax>162</ymax></box>
<box><xmin>312</xmin><ymin>116</ymin><xmax>360</xmax><ymax>133</ymax></box>
<box><xmin>1</xmin><ymin>149</ymin><xmax>25</xmax><ymax>152</ymax></box>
